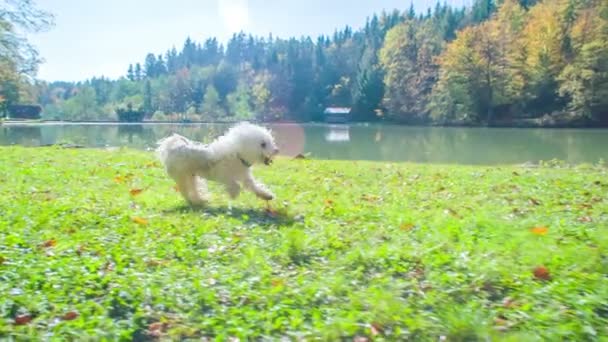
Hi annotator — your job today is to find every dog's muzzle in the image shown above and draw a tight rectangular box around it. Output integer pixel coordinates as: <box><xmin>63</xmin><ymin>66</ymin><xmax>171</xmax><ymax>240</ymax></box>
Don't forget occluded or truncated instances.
<box><xmin>263</xmin><ymin>148</ymin><xmax>279</xmax><ymax>165</ymax></box>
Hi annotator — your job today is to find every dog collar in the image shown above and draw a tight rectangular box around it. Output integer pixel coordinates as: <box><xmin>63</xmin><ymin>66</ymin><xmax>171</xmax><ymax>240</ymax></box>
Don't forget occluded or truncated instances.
<box><xmin>237</xmin><ymin>154</ymin><xmax>252</xmax><ymax>167</ymax></box>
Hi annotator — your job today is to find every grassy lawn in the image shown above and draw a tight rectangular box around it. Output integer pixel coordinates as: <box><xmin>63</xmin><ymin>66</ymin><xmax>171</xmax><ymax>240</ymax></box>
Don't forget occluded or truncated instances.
<box><xmin>0</xmin><ymin>146</ymin><xmax>607</xmax><ymax>340</ymax></box>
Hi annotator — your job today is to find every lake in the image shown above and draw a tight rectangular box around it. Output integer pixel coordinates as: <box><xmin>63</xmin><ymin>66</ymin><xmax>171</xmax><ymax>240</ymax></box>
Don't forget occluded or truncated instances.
<box><xmin>1</xmin><ymin>122</ymin><xmax>607</xmax><ymax>165</ymax></box>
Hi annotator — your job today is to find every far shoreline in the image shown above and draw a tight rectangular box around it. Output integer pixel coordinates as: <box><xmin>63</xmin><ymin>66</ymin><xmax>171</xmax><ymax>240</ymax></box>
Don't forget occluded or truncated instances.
<box><xmin>2</xmin><ymin>119</ymin><xmax>608</xmax><ymax>130</ymax></box>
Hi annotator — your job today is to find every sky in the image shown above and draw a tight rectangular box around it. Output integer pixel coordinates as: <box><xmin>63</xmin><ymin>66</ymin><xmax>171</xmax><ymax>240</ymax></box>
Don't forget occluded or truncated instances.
<box><xmin>29</xmin><ymin>0</ymin><xmax>468</xmax><ymax>82</ymax></box>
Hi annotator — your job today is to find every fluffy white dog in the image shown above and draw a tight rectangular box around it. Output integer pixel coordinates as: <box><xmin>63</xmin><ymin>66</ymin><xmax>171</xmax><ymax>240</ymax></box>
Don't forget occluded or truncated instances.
<box><xmin>156</xmin><ymin>122</ymin><xmax>279</xmax><ymax>205</ymax></box>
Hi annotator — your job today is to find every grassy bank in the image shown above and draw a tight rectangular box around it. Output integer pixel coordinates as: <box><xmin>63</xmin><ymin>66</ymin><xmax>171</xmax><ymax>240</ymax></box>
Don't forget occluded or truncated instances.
<box><xmin>0</xmin><ymin>147</ymin><xmax>607</xmax><ymax>340</ymax></box>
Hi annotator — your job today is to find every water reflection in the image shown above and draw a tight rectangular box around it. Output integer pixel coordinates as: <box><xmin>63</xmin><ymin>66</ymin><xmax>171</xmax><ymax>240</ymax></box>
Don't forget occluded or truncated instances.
<box><xmin>1</xmin><ymin>123</ymin><xmax>607</xmax><ymax>165</ymax></box>
<box><xmin>324</xmin><ymin>125</ymin><xmax>350</xmax><ymax>142</ymax></box>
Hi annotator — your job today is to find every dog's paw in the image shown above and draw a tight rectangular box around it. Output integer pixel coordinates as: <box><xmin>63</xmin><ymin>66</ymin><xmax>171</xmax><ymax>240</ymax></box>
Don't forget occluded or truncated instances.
<box><xmin>259</xmin><ymin>192</ymin><xmax>275</xmax><ymax>201</ymax></box>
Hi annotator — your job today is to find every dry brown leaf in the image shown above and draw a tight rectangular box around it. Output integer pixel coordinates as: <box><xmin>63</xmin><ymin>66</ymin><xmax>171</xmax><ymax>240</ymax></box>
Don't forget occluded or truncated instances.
<box><xmin>132</xmin><ymin>217</ymin><xmax>148</xmax><ymax>225</ymax></box>
<box><xmin>104</xmin><ymin>261</ymin><xmax>115</xmax><ymax>272</ymax></box>
<box><xmin>530</xmin><ymin>226</ymin><xmax>548</xmax><ymax>235</ymax></box>
<box><xmin>76</xmin><ymin>245</ymin><xmax>86</xmax><ymax>256</ymax></box>
<box><xmin>353</xmin><ymin>337</ymin><xmax>370</xmax><ymax>342</ymax></box>
<box><xmin>400</xmin><ymin>223</ymin><xmax>415</xmax><ymax>231</ymax></box>
<box><xmin>271</xmin><ymin>279</ymin><xmax>284</xmax><ymax>287</ymax></box>
<box><xmin>578</xmin><ymin>216</ymin><xmax>593</xmax><ymax>223</ymax></box>
<box><xmin>362</xmin><ymin>194</ymin><xmax>381</xmax><ymax>202</ymax></box>
<box><xmin>40</xmin><ymin>239</ymin><xmax>57</xmax><ymax>248</ymax></box>
<box><xmin>265</xmin><ymin>208</ymin><xmax>279</xmax><ymax>218</ymax></box>
<box><xmin>370</xmin><ymin>323</ymin><xmax>382</xmax><ymax>336</ymax></box>
<box><xmin>146</xmin><ymin>259</ymin><xmax>168</xmax><ymax>267</ymax></box>
<box><xmin>502</xmin><ymin>297</ymin><xmax>515</xmax><ymax>308</ymax></box>
<box><xmin>445</xmin><ymin>208</ymin><xmax>462</xmax><ymax>218</ymax></box>
<box><xmin>494</xmin><ymin>317</ymin><xmax>509</xmax><ymax>326</ymax></box>
<box><xmin>533</xmin><ymin>266</ymin><xmax>551</xmax><ymax>281</ymax></box>
<box><xmin>147</xmin><ymin>322</ymin><xmax>167</xmax><ymax>338</ymax></box>
<box><xmin>129</xmin><ymin>188</ymin><xmax>144</xmax><ymax>196</ymax></box>
<box><xmin>14</xmin><ymin>314</ymin><xmax>32</xmax><ymax>325</ymax></box>
<box><xmin>62</xmin><ymin>311</ymin><xmax>79</xmax><ymax>321</ymax></box>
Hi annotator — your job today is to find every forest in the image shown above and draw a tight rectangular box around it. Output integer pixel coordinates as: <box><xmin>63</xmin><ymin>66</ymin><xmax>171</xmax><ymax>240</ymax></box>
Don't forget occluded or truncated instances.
<box><xmin>2</xmin><ymin>0</ymin><xmax>608</xmax><ymax>126</ymax></box>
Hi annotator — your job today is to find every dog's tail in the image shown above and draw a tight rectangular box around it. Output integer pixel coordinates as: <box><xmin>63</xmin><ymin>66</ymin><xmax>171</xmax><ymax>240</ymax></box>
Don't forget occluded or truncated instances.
<box><xmin>156</xmin><ymin>134</ymin><xmax>188</xmax><ymax>167</ymax></box>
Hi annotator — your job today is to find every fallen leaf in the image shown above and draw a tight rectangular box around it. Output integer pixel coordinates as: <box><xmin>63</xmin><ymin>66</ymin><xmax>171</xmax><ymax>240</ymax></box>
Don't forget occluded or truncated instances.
<box><xmin>40</xmin><ymin>239</ymin><xmax>57</xmax><ymax>248</ymax></box>
<box><xmin>370</xmin><ymin>323</ymin><xmax>382</xmax><ymax>336</ymax></box>
<box><xmin>146</xmin><ymin>259</ymin><xmax>168</xmax><ymax>267</ymax></box>
<box><xmin>62</xmin><ymin>311</ymin><xmax>79</xmax><ymax>320</ymax></box>
<box><xmin>533</xmin><ymin>266</ymin><xmax>551</xmax><ymax>281</ymax></box>
<box><xmin>400</xmin><ymin>223</ymin><xmax>415</xmax><ymax>231</ymax></box>
<box><xmin>502</xmin><ymin>297</ymin><xmax>515</xmax><ymax>308</ymax></box>
<box><xmin>129</xmin><ymin>188</ymin><xmax>144</xmax><ymax>196</ymax></box>
<box><xmin>147</xmin><ymin>322</ymin><xmax>167</xmax><ymax>338</ymax></box>
<box><xmin>444</xmin><ymin>208</ymin><xmax>462</xmax><ymax>218</ymax></box>
<box><xmin>132</xmin><ymin>217</ymin><xmax>148</xmax><ymax>225</ymax></box>
<box><xmin>148</xmin><ymin>322</ymin><xmax>165</xmax><ymax>331</ymax></box>
<box><xmin>530</xmin><ymin>226</ymin><xmax>548</xmax><ymax>235</ymax></box>
<box><xmin>494</xmin><ymin>317</ymin><xmax>509</xmax><ymax>326</ymax></box>
<box><xmin>114</xmin><ymin>176</ymin><xmax>125</xmax><ymax>183</ymax></box>
<box><xmin>14</xmin><ymin>314</ymin><xmax>32</xmax><ymax>325</ymax></box>
<box><xmin>271</xmin><ymin>279</ymin><xmax>284</xmax><ymax>287</ymax></box>
<box><xmin>361</xmin><ymin>194</ymin><xmax>381</xmax><ymax>202</ymax></box>
<box><xmin>529</xmin><ymin>198</ymin><xmax>541</xmax><ymax>206</ymax></box>
<box><xmin>76</xmin><ymin>245</ymin><xmax>86</xmax><ymax>256</ymax></box>
<box><xmin>324</xmin><ymin>199</ymin><xmax>334</xmax><ymax>207</ymax></box>
<box><xmin>104</xmin><ymin>261</ymin><xmax>115</xmax><ymax>272</ymax></box>
<box><xmin>578</xmin><ymin>216</ymin><xmax>593</xmax><ymax>223</ymax></box>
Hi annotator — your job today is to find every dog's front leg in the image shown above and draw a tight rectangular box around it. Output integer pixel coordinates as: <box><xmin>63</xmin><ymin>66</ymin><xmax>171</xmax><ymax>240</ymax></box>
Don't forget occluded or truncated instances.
<box><xmin>243</xmin><ymin>172</ymin><xmax>274</xmax><ymax>200</ymax></box>
<box><xmin>225</xmin><ymin>180</ymin><xmax>241</xmax><ymax>199</ymax></box>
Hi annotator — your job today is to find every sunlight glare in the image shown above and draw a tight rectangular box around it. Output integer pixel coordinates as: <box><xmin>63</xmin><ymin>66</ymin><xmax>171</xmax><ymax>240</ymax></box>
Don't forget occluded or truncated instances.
<box><xmin>218</xmin><ymin>0</ymin><xmax>250</xmax><ymax>33</ymax></box>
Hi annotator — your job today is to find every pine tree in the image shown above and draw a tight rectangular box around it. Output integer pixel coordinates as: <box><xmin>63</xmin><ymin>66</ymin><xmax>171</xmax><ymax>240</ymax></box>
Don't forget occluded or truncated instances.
<box><xmin>134</xmin><ymin>63</ymin><xmax>142</xmax><ymax>81</ymax></box>
<box><xmin>201</xmin><ymin>84</ymin><xmax>224</xmax><ymax>119</ymax></box>
<box><xmin>144</xmin><ymin>53</ymin><xmax>157</xmax><ymax>78</ymax></box>
<box><xmin>127</xmin><ymin>64</ymin><xmax>135</xmax><ymax>81</ymax></box>
<box><xmin>143</xmin><ymin>79</ymin><xmax>153</xmax><ymax>113</ymax></box>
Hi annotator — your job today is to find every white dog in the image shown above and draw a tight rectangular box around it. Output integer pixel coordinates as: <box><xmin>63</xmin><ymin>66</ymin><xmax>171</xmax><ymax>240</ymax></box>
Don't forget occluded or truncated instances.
<box><xmin>156</xmin><ymin>122</ymin><xmax>279</xmax><ymax>205</ymax></box>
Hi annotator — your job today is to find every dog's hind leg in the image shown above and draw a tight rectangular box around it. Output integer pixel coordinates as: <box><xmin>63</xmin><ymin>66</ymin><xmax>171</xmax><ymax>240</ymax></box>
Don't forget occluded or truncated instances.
<box><xmin>224</xmin><ymin>180</ymin><xmax>241</xmax><ymax>199</ymax></box>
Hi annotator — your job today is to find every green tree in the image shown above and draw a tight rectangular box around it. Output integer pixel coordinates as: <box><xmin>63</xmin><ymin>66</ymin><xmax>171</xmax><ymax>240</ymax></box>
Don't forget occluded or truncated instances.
<box><xmin>0</xmin><ymin>0</ymin><xmax>53</xmax><ymax>111</ymax></box>
<box><xmin>558</xmin><ymin>2</ymin><xmax>608</xmax><ymax>121</ymax></box>
<box><xmin>134</xmin><ymin>63</ymin><xmax>142</xmax><ymax>81</ymax></box>
<box><xmin>201</xmin><ymin>84</ymin><xmax>224</xmax><ymax>120</ymax></box>
<box><xmin>62</xmin><ymin>86</ymin><xmax>99</xmax><ymax>120</ymax></box>
<box><xmin>226</xmin><ymin>82</ymin><xmax>253</xmax><ymax>120</ymax></box>
<box><xmin>127</xmin><ymin>64</ymin><xmax>135</xmax><ymax>81</ymax></box>
<box><xmin>380</xmin><ymin>20</ymin><xmax>443</xmax><ymax>122</ymax></box>
<box><xmin>143</xmin><ymin>79</ymin><xmax>153</xmax><ymax>113</ymax></box>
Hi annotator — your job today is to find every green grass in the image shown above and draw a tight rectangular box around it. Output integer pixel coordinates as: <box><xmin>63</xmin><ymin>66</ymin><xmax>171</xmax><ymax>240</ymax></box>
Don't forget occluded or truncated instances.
<box><xmin>0</xmin><ymin>146</ymin><xmax>607</xmax><ymax>341</ymax></box>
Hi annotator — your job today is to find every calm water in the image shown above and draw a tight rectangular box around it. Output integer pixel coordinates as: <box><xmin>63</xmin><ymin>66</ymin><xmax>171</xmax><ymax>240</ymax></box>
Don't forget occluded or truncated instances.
<box><xmin>1</xmin><ymin>122</ymin><xmax>607</xmax><ymax>165</ymax></box>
